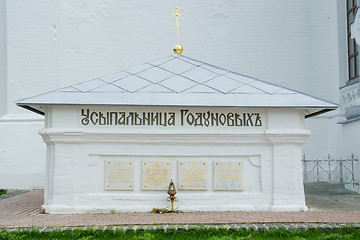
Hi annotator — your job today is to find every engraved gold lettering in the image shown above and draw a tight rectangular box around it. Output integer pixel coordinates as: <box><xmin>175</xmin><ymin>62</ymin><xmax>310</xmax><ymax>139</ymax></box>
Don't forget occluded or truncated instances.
<box><xmin>203</xmin><ymin>111</ymin><xmax>210</xmax><ymax>127</ymax></box>
<box><xmin>219</xmin><ymin>113</ymin><xmax>226</xmax><ymax>126</ymax></box>
<box><xmin>143</xmin><ymin>112</ymin><xmax>150</xmax><ymax>125</ymax></box>
<box><xmin>109</xmin><ymin>112</ymin><xmax>118</xmax><ymax>125</ymax></box>
<box><xmin>235</xmin><ymin>113</ymin><xmax>243</xmax><ymax>126</ymax></box>
<box><xmin>80</xmin><ymin>109</ymin><xmax>263</xmax><ymax>128</ymax></box>
<box><xmin>255</xmin><ymin>113</ymin><xmax>262</xmax><ymax>126</ymax></box>
<box><xmin>90</xmin><ymin>112</ymin><xmax>98</xmax><ymax>125</ymax></box>
<box><xmin>81</xmin><ymin>109</ymin><xmax>90</xmax><ymax>125</ymax></box>
<box><xmin>180</xmin><ymin>110</ymin><xmax>188</xmax><ymax>126</ymax></box>
<box><xmin>194</xmin><ymin>113</ymin><xmax>203</xmax><ymax>126</ymax></box>
<box><xmin>186</xmin><ymin>112</ymin><xmax>195</xmax><ymax>125</ymax></box>
<box><xmin>126</xmin><ymin>112</ymin><xmax>134</xmax><ymax>125</ymax></box>
<box><xmin>159</xmin><ymin>112</ymin><xmax>167</xmax><ymax>127</ymax></box>
<box><xmin>168</xmin><ymin>112</ymin><xmax>175</xmax><ymax>126</ymax></box>
<box><xmin>227</xmin><ymin>113</ymin><xmax>234</xmax><ymax>126</ymax></box>
<box><xmin>99</xmin><ymin>112</ymin><xmax>106</xmax><ymax>125</ymax></box>
<box><xmin>246</xmin><ymin>113</ymin><xmax>254</xmax><ymax>126</ymax></box>
<box><xmin>134</xmin><ymin>112</ymin><xmax>142</xmax><ymax>125</ymax></box>
<box><xmin>118</xmin><ymin>112</ymin><xmax>125</xmax><ymax>125</ymax></box>
<box><xmin>211</xmin><ymin>113</ymin><xmax>219</xmax><ymax>126</ymax></box>
<box><xmin>151</xmin><ymin>112</ymin><xmax>158</xmax><ymax>125</ymax></box>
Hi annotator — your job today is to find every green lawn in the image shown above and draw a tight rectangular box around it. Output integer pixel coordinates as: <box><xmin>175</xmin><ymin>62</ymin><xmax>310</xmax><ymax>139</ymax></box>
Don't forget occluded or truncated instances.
<box><xmin>0</xmin><ymin>227</ymin><xmax>359</xmax><ymax>240</ymax></box>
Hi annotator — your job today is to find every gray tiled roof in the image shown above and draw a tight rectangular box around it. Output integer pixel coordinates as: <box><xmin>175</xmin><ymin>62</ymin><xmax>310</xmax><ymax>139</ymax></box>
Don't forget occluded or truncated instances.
<box><xmin>17</xmin><ymin>55</ymin><xmax>337</xmax><ymax>117</ymax></box>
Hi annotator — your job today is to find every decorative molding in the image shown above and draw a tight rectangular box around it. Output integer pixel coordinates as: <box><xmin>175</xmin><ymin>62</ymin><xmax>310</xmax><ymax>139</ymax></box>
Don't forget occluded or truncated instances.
<box><xmin>340</xmin><ymin>82</ymin><xmax>360</xmax><ymax>111</ymax></box>
<box><xmin>39</xmin><ymin>128</ymin><xmax>310</xmax><ymax>145</ymax></box>
<box><xmin>265</xmin><ymin>129</ymin><xmax>310</xmax><ymax>145</ymax></box>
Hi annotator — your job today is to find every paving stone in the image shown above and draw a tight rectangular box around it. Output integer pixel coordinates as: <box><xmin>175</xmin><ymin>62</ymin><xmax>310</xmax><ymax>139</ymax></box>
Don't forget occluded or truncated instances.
<box><xmin>2</xmin><ymin>223</ymin><xmax>360</xmax><ymax>232</ymax></box>
<box><xmin>61</xmin><ymin>227</ymin><xmax>72</xmax><ymax>231</ymax></box>
<box><xmin>296</xmin><ymin>224</ymin><xmax>308</xmax><ymax>231</ymax></box>
<box><xmin>301</xmin><ymin>223</ymin><xmax>314</xmax><ymax>229</ymax></box>
<box><xmin>131</xmin><ymin>225</ymin><xmax>139</xmax><ymax>231</ymax></box>
<box><xmin>117</xmin><ymin>226</ymin><xmax>127</xmax><ymax>232</ymax></box>
<box><xmin>264</xmin><ymin>223</ymin><xmax>275</xmax><ymax>230</ymax></box>
<box><xmin>227</xmin><ymin>224</ymin><xmax>238</xmax><ymax>230</ymax></box>
<box><xmin>179</xmin><ymin>224</ymin><xmax>191</xmax><ymax>230</ymax></box>
<box><xmin>96</xmin><ymin>226</ymin><xmax>107</xmax><ymax>230</ymax></box>
<box><xmin>2</xmin><ymin>188</ymin><xmax>360</xmax><ymax>230</ymax></box>
<box><xmin>240</xmin><ymin>224</ymin><xmax>251</xmax><ymax>230</ymax></box>
<box><xmin>249</xmin><ymin>224</ymin><xmax>259</xmax><ymax>231</ymax></box>
<box><xmin>196</xmin><ymin>224</ymin><xmax>205</xmax><ymax>229</ymax></box>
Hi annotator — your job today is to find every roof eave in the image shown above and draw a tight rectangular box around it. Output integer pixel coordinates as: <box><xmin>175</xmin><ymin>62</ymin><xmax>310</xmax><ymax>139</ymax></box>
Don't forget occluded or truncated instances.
<box><xmin>17</xmin><ymin>103</ymin><xmax>45</xmax><ymax>116</ymax></box>
<box><xmin>17</xmin><ymin>101</ymin><xmax>337</xmax><ymax>118</ymax></box>
<box><xmin>304</xmin><ymin>108</ymin><xmax>336</xmax><ymax>119</ymax></box>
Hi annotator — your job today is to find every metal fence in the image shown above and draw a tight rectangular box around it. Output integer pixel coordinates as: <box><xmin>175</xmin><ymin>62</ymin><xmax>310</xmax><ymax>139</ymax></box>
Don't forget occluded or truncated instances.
<box><xmin>303</xmin><ymin>154</ymin><xmax>359</xmax><ymax>186</ymax></box>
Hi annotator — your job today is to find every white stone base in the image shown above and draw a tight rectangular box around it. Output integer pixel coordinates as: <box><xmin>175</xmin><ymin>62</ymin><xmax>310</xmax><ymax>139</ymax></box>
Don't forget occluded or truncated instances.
<box><xmin>40</xmin><ymin>130</ymin><xmax>309</xmax><ymax>214</ymax></box>
<box><xmin>43</xmin><ymin>193</ymin><xmax>308</xmax><ymax>214</ymax></box>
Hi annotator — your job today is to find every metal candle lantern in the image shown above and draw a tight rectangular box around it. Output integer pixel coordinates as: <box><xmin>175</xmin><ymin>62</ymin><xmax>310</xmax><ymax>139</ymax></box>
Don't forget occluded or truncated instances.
<box><xmin>167</xmin><ymin>179</ymin><xmax>178</xmax><ymax>212</ymax></box>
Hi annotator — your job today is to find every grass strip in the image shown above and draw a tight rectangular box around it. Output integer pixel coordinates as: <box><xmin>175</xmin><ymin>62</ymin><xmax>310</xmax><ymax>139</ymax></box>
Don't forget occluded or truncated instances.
<box><xmin>0</xmin><ymin>226</ymin><xmax>360</xmax><ymax>239</ymax></box>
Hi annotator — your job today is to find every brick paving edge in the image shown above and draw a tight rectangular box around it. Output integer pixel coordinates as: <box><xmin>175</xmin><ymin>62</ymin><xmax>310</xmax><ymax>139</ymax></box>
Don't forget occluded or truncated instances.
<box><xmin>1</xmin><ymin>223</ymin><xmax>360</xmax><ymax>232</ymax></box>
<box><xmin>0</xmin><ymin>190</ymin><xmax>29</xmax><ymax>200</ymax></box>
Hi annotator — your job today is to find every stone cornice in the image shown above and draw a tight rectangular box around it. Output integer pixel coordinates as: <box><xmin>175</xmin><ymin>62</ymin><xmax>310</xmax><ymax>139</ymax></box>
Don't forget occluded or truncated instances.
<box><xmin>39</xmin><ymin>128</ymin><xmax>310</xmax><ymax>145</ymax></box>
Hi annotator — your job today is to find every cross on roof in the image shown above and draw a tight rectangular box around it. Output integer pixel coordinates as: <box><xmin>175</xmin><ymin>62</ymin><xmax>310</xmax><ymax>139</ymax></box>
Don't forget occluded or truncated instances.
<box><xmin>169</xmin><ymin>7</ymin><xmax>185</xmax><ymax>54</ymax></box>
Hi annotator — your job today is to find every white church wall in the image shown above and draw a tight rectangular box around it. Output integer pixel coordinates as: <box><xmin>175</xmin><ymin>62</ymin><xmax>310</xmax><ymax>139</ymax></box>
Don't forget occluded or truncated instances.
<box><xmin>6</xmin><ymin>1</ymin><xmax>57</xmax><ymax>115</ymax></box>
<box><xmin>0</xmin><ymin>116</ymin><xmax>45</xmax><ymax>189</ymax></box>
<box><xmin>0</xmin><ymin>0</ymin><xmax>55</xmax><ymax>189</ymax></box>
<box><xmin>0</xmin><ymin>0</ymin><xmax>344</xmax><ymax>189</ymax></box>
<box><xmin>303</xmin><ymin>0</ymin><xmax>347</xmax><ymax>160</ymax></box>
<box><xmin>303</xmin><ymin>112</ymin><xmax>344</xmax><ymax>159</ymax></box>
<box><xmin>0</xmin><ymin>0</ymin><xmax>6</xmax><ymax>117</ymax></box>
<box><xmin>340</xmin><ymin>81</ymin><xmax>360</xmax><ymax>193</ymax></box>
<box><xmin>341</xmin><ymin>120</ymin><xmax>360</xmax><ymax>193</ymax></box>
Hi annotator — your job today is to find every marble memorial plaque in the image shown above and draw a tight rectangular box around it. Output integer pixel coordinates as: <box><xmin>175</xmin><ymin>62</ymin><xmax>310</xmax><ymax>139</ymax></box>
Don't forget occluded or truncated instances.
<box><xmin>142</xmin><ymin>160</ymin><xmax>171</xmax><ymax>190</ymax></box>
<box><xmin>214</xmin><ymin>161</ymin><xmax>243</xmax><ymax>191</ymax></box>
<box><xmin>178</xmin><ymin>161</ymin><xmax>208</xmax><ymax>190</ymax></box>
<box><xmin>105</xmin><ymin>160</ymin><xmax>134</xmax><ymax>190</ymax></box>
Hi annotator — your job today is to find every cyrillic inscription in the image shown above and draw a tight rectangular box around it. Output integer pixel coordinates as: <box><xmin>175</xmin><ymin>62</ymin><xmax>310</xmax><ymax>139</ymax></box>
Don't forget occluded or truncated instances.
<box><xmin>214</xmin><ymin>161</ymin><xmax>243</xmax><ymax>191</ymax></box>
<box><xmin>178</xmin><ymin>161</ymin><xmax>208</xmax><ymax>191</ymax></box>
<box><xmin>142</xmin><ymin>160</ymin><xmax>171</xmax><ymax>190</ymax></box>
<box><xmin>81</xmin><ymin>109</ymin><xmax>175</xmax><ymax>127</ymax></box>
<box><xmin>105</xmin><ymin>160</ymin><xmax>133</xmax><ymax>190</ymax></box>
<box><xmin>180</xmin><ymin>110</ymin><xmax>262</xmax><ymax>127</ymax></box>
<box><xmin>81</xmin><ymin>109</ymin><xmax>262</xmax><ymax>127</ymax></box>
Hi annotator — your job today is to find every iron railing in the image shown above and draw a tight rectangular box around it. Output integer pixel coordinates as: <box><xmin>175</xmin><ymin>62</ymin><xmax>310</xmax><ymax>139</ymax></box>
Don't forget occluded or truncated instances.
<box><xmin>303</xmin><ymin>154</ymin><xmax>359</xmax><ymax>186</ymax></box>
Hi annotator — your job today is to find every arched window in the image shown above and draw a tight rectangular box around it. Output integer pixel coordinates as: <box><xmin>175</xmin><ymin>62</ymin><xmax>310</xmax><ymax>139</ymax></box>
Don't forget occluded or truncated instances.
<box><xmin>347</xmin><ymin>0</ymin><xmax>359</xmax><ymax>82</ymax></box>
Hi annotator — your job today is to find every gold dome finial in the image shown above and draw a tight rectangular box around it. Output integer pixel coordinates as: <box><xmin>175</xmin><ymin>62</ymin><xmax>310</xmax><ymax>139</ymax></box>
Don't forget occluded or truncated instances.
<box><xmin>169</xmin><ymin>7</ymin><xmax>185</xmax><ymax>54</ymax></box>
<box><xmin>173</xmin><ymin>44</ymin><xmax>183</xmax><ymax>54</ymax></box>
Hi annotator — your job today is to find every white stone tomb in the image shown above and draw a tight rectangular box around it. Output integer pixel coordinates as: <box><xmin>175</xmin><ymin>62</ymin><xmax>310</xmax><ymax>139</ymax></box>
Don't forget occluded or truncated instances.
<box><xmin>17</xmin><ymin>55</ymin><xmax>337</xmax><ymax>214</ymax></box>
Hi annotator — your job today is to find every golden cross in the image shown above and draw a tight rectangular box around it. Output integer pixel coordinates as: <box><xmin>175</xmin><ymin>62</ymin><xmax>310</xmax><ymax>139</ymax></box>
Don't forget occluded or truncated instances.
<box><xmin>169</xmin><ymin>7</ymin><xmax>184</xmax><ymax>45</ymax></box>
<box><xmin>169</xmin><ymin>7</ymin><xmax>185</xmax><ymax>54</ymax></box>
